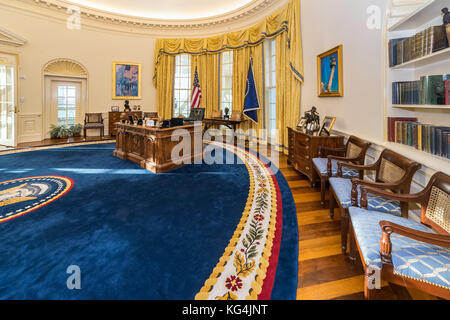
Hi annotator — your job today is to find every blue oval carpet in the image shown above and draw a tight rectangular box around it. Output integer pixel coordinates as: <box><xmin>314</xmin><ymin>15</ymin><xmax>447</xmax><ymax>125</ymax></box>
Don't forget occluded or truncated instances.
<box><xmin>0</xmin><ymin>142</ymin><xmax>298</xmax><ymax>300</ymax></box>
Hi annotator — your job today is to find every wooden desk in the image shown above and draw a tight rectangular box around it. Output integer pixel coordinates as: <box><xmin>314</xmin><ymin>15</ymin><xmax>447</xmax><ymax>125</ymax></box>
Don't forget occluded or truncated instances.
<box><xmin>287</xmin><ymin>127</ymin><xmax>344</xmax><ymax>186</ymax></box>
<box><xmin>202</xmin><ymin>118</ymin><xmax>246</xmax><ymax>132</ymax></box>
<box><xmin>113</xmin><ymin>123</ymin><xmax>202</xmax><ymax>173</ymax></box>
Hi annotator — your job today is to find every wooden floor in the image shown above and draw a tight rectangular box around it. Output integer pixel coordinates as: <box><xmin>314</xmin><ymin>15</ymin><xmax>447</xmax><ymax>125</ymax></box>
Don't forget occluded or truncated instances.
<box><xmin>6</xmin><ymin>138</ymin><xmax>438</xmax><ymax>300</ymax></box>
<box><xmin>277</xmin><ymin>153</ymin><xmax>437</xmax><ymax>300</ymax></box>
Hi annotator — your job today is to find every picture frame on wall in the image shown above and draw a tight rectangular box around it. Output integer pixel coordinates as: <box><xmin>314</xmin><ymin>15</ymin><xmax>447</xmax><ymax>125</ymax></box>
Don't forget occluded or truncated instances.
<box><xmin>319</xmin><ymin>116</ymin><xmax>336</xmax><ymax>136</ymax></box>
<box><xmin>112</xmin><ymin>62</ymin><xmax>142</xmax><ymax>100</ymax></box>
<box><xmin>317</xmin><ymin>45</ymin><xmax>343</xmax><ymax>97</ymax></box>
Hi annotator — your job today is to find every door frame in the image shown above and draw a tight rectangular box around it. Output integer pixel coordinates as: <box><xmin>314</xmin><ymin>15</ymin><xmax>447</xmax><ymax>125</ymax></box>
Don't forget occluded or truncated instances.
<box><xmin>0</xmin><ymin>50</ymin><xmax>19</xmax><ymax>147</ymax></box>
<box><xmin>43</xmin><ymin>75</ymin><xmax>87</xmax><ymax>140</ymax></box>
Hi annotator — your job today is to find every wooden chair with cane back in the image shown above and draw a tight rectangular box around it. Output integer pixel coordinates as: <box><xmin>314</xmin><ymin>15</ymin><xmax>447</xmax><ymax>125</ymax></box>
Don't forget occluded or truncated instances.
<box><xmin>312</xmin><ymin>135</ymin><xmax>371</xmax><ymax>208</ymax></box>
<box><xmin>328</xmin><ymin>149</ymin><xmax>421</xmax><ymax>256</ymax></box>
<box><xmin>347</xmin><ymin>172</ymin><xmax>450</xmax><ymax>299</ymax></box>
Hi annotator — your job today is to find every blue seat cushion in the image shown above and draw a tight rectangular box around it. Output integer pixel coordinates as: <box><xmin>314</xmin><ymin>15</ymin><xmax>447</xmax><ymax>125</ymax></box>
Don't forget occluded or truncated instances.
<box><xmin>312</xmin><ymin>158</ymin><xmax>360</xmax><ymax>178</ymax></box>
<box><xmin>329</xmin><ymin>177</ymin><xmax>402</xmax><ymax>216</ymax></box>
<box><xmin>349</xmin><ymin>207</ymin><xmax>450</xmax><ymax>289</ymax></box>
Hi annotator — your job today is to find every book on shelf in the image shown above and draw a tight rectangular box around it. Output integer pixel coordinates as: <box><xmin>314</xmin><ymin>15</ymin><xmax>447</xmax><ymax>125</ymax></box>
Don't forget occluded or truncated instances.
<box><xmin>389</xmin><ymin>25</ymin><xmax>448</xmax><ymax>67</ymax></box>
<box><xmin>392</xmin><ymin>74</ymin><xmax>450</xmax><ymax>105</ymax></box>
<box><xmin>390</xmin><ymin>121</ymin><xmax>450</xmax><ymax>159</ymax></box>
<box><xmin>388</xmin><ymin>117</ymin><xmax>418</xmax><ymax>142</ymax></box>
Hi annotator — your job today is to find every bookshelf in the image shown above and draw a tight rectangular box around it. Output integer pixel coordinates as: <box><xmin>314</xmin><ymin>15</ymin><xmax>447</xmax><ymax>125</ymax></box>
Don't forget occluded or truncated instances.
<box><xmin>384</xmin><ymin>0</ymin><xmax>450</xmax><ymax>172</ymax></box>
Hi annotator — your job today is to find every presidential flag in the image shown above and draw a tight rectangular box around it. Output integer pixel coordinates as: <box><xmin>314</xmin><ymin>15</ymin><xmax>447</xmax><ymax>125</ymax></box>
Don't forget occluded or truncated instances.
<box><xmin>243</xmin><ymin>59</ymin><xmax>260</xmax><ymax>123</ymax></box>
<box><xmin>190</xmin><ymin>67</ymin><xmax>202</xmax><ymax>109</ymax></box>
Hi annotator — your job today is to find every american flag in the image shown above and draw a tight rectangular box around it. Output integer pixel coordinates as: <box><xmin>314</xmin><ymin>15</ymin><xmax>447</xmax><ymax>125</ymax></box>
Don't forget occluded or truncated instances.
<box><xmin>190</xmin><ymin>67</ymin><xmax>202</xmax><ymax>109</ymax></box>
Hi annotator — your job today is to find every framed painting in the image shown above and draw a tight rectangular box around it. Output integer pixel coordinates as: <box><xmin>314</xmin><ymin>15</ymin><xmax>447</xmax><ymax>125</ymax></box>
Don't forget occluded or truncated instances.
<box><xmin>317</xmin><ymin>45</ymin><xmax>343</xmax><ymax>97</ymax></box>
<box><xmin>112</xmin><ymin>62</ymin><xmax>141</xmax><ymax>100</ymax></box>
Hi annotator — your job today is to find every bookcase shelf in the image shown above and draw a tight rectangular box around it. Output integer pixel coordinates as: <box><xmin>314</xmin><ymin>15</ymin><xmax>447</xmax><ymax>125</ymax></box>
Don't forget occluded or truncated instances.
<box><xmin>392</xmin><ymin>104</ymin><xmax>450</xmax><ymax>110</ymax></box>
<box><xmin>388</xmin><ymin>0</ymin><xmax>448</xmax><ymax>32</ymax></box>
<box><xmin>384</xmin><ymin>0</ymin><xmax>450</xmax><ymax>167</ymax></box>
<box><xmin>391</xmin><ymin>47</ymin><xmax>450</xmax><ymax>69</ymax></box>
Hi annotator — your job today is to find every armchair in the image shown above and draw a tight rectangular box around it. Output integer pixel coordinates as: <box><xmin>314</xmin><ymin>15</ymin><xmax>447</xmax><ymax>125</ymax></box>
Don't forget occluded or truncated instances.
<box><xmin>84</xmin><ymin>113</ymin><xmax>104</xmax><ymax>138</ymax></box>
<box><xmin>312</xmin><ymin>135</ymin><xmax>371</xmax><ymax>207</ymax></box>
<box><xmin>329</xmin><ymin>148</ymin><xmax>421</xmax><ymax>255</ymax></box>
<box><xmin>348</xmin><ymin>172</ymin><xmax>450</xmax><ymax>299</ymax></box>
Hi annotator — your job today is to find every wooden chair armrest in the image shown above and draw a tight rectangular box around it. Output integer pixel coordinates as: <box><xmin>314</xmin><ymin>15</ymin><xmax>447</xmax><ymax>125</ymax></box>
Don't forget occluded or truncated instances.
<box><xmin>359</xmin><ymin>185</ymin><xmax>421</xmax><ymax>209</ymax></box>
<box><xmin>326</xmin><ymin>155</ymin><xmax>360</xmax><ymax>177</ymax></box>
<box><xmin>379</xmin><ymin>221</ymin><xmax>450</xmax><ymax>264</ymax></box>
<box><xmin>318</xmin><ymin>146</ymin><xmax>346</xmax><ymax>158</ymax></box>
<box><xmin>337</xmin><ymin>161</ymin><xmax>377</xmax><ymax>178</ymax></box>
<box><xmin>351</xmin><ymin>178</ymin><xmax>406</xmax><ymax>206</ymax></box>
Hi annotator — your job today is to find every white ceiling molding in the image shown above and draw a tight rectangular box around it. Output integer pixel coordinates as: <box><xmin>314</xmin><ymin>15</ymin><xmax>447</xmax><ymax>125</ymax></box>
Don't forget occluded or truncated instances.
<box><xmin>1</xmin><ymin>0</ymin><xmax>290</xmax><ymax>36</ymax></box>
<box><xmin>0</xmin><ymin>26</ymin><xmax>27</xmax><ymax>46</ymax></box>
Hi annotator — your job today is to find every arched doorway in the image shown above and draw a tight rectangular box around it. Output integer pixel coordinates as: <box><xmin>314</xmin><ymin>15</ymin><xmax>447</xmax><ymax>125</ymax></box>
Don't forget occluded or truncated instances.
<box><xmin>42</xmin><ymin>58</ymin><xmax>88</xmax><ymax>139</ymax></box>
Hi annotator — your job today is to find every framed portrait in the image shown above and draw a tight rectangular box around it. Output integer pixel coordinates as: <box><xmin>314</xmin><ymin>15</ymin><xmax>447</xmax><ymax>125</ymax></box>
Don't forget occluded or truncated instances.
<box><xmin>319</xmin><ymin>116</ymin><xmax>336</xmax><ymax>136</ymax></box>
<box><xmin>317</xmin><ymin>45</ymin><xmax>343</xmax><ymax>97</ymax></box>
<box><xmin>112</xmin><ymin>62</ymin><xmax>141</xmax><ymax>100</ymax></box>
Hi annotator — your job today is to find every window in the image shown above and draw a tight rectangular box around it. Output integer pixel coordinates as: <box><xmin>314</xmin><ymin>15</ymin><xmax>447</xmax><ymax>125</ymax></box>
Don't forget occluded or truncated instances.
<box><xmin>173</xmin><ymin>54</ymin><xmax>191</xmax><ymax>117</ymax></box>
<box><xmin>57</xmin><ymin>85</ymin><xmax>77</xmax><ymax>126</ymax></box>
<box><xmin>265</xmin><ymin>39</ymin><xmax>276</xmax><ymax>140</ymax></box>
<box><xmin>220</xmin><ymin>51</ymin><xmax>233</xmax><ymax>115</ymax></box>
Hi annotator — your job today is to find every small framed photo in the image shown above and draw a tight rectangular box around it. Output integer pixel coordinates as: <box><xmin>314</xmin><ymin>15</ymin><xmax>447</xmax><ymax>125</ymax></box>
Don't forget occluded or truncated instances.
<box><xmin>111</xmin><ymin>106</ymin><xmax>120</xmax><ymax>112</ymax></box>
<box><xmin>319</xmin><ymin>116</ymin><xmax>336</xmax><ymax>136</ymax></box>
<box><xmin>297</xmin><ymin>118</ymin><xmax>306</xmax><ymax>129</ymax></box>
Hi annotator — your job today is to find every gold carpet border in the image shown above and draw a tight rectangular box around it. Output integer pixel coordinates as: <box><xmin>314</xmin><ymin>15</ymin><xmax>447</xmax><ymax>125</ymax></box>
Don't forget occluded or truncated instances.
<box><xmin>195</xmin><ymin>141</ymin><xmax>278</xmax><ymax>300</ymax></box>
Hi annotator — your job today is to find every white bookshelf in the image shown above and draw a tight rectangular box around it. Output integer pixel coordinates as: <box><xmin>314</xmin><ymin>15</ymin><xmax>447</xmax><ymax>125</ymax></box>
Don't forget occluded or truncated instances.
<box><xmin>384</xmin><ymin>0</ymin><xmax>450</xmax><ymax>172</ymax></box>
<box><xmin>388</xmin><ymin>0</ymin><xmax>449</xmax><ymax>31</ymax></box>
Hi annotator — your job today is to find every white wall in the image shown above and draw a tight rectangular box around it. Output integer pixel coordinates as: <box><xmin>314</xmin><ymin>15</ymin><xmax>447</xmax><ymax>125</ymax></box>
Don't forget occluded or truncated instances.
<box><xmin>0</xmin><ymin>5</ymin><xmax>157</xmax><ymax>141</ymax></box>
<box><xmin>300</xmin><ymin>0</ymin><xmax>387</xmax><ymax>143</ymax></box>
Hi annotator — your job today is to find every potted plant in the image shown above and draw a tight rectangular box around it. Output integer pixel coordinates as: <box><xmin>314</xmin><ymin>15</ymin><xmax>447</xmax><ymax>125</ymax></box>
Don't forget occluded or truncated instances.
<box><xmin>50</xmin><ymin>123</ymin><xmax>83</xmax><ymax>142</ymax></box>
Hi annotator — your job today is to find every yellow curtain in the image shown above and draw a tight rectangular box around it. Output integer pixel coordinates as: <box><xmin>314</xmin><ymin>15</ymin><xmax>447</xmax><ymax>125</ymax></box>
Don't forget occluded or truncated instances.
<box><xmin>276</xmin><ymin>31</ymin><xmax>301</xmax><ymax>153</ymax></box>
<box><xmin>232</xmin><ymin>45</ymin><xmax>265</xmax><ymax>139</ymax></box>
<box><xmin>152</xmin><ymin>0</ymin><xmax>303</xmax><ymax>150</ymax></box>
<box><xmin>154</xmin><ymin>54</ymin><xmax>174</xmax><ymax>120</ymax></box>
<box><xmin>191</xmin><ymin>54</ymin><xmax>220</xmax><ymax>118</ymax></box>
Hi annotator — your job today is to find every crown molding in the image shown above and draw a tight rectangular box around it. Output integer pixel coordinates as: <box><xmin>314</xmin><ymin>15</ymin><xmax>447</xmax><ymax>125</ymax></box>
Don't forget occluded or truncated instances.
<box><xmin>1</xmin><ymin>0</ymin><xmax>290</xmax><ymax>36</ymax></box>
<box><xmin>0</xmin><ymin>26</ymin><xmax>27</xmax><ymax>46</ymax></box>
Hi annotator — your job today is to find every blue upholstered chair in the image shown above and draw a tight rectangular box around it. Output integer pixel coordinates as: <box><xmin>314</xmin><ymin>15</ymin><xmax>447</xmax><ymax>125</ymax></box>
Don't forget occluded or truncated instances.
<box><xmin>329</xmin><ymin>148</ymin><xmax>421</xmax><ymax>255</ymax></box>
<box><xmin>312</xmin><ymin>135</ymin><xmax>370</xmax><ymax>208</ymax></box>
<box><xmin>348</xmin><ymin>172</ymin><xmax>450</xmax><ymax>299</ymax></box>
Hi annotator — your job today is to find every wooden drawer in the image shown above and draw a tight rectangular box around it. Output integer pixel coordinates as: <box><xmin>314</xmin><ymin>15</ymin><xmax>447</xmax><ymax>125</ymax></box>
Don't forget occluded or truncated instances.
<box><xmin>295</xmin><ymin>142</ymin><xmax>311</xmax><ymax>155</ymax></box>
<box><xmin>295</xmin><ymin>133</ymin><xmax>311</xmax><ymax>146</ymax></box>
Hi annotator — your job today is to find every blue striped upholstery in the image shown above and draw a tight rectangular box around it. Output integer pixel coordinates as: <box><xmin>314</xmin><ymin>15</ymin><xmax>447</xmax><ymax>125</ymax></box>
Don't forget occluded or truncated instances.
<box><xmin>349</xmin><ymin>207</ymin><xmax>450</xmax><ymax>290</ymax></box>
<box><xmin>329</xmin><ymin>177</ymin><xmax>402</xmax><ymax>216</ymax></box>
<box><xmin>312</xmin><ymin>158</ymin><xmax>360</xmax><ymax>178</ymax></box>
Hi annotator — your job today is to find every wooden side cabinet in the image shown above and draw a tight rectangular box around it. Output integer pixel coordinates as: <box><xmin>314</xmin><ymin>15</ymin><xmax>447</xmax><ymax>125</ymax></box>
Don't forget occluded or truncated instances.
<box><xmin>109</xmin><ymin>111</ymin><xmax>142</xmax><ymax>137</ymax></box>
<box><xmin>287</xmin><ymin>127</ymin><xmax>344</xmax><ymax>186</ymax></box>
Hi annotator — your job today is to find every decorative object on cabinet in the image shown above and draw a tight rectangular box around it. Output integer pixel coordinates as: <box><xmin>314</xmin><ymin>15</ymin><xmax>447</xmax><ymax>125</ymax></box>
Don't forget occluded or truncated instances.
<box><xmin>287</xmin><ymin>127</ymin><xmax>344</xmax><ymax>187</ymax></box>
<box><xmin>348</xmin><ymin>172</ymin><xmax>450</xmax><ymax>300</ymax></box>
<box><xmin>302</xmin><ymin>106</ymin><xmax>321</xmax><ymax>134</ymax></box>
<box><xmin>112</xmin><ymin>62</ymin><xmax>141</xmax><ymax>100</ymax></box>
<box><xmin>319</xmin><ymin>116</ymin><xmax>336</xmax><ymax>136</ymax></box>
<box><xmin>84</xmin><ymin>113</ymin><xmax>104</xmax><ymax>138</ymax></box>
<box><xmin>111</xmin><ymin>106</ymin><xmax>120</xmax><ymax>112</ymax></box>
<box><xmin>124</xmin><ymin>100</ymin><xmax>131</xmax><ymax>112</ymax></box>
<box><xmin>312</xmin><ymin>135</ymin><xmax>371</xmax><ymax>207</ymax></box>
<box><xmin>329</xmin><ymin>148</ymin><xmax>421</xmax><ymax>256</ymax></box>
<box><xmin>317</xmin><ymin>45</ymin><xmax>343</xmax><ymax>97</ymax></box>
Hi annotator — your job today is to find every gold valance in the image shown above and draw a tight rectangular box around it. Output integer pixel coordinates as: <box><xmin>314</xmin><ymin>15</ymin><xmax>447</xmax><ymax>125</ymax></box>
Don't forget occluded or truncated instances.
<box><xmin>153</xmin><ymin>0</ymin><xmax>303</xmax><ymax>85</ymax></box>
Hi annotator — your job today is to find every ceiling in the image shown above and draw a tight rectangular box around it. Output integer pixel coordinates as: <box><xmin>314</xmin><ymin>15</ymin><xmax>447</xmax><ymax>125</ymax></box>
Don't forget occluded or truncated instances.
<box><xmin>66</xmin><ymin>0</ymin><xmax>255</xmax><ymax>20</ymax></box>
